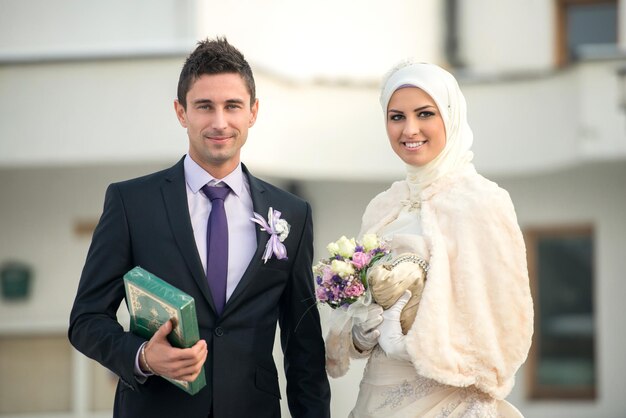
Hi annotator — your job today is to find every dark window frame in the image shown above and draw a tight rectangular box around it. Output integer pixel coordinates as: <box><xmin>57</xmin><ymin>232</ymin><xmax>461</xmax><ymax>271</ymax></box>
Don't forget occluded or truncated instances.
<box><xmin>555</xmin><ymin>0</ymin><xmax>618</xmax><ymax>67</ymax></box>
<box><xmin>524</xmin><ymin>224</ymin><xmax>597</xmax><ymax>400</ymax></box>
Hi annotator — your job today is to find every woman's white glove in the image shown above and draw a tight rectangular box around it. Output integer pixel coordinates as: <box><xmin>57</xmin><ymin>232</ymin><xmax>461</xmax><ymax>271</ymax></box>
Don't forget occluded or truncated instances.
<box><xmin>352</xmin><ymin>303</ymin><xmax>384</xmax><ymax>352</ymax></box>
<box><xmin>377</xmin><ymin>290</ymin><xmax>412</xmax><ymax>361</ymax></box>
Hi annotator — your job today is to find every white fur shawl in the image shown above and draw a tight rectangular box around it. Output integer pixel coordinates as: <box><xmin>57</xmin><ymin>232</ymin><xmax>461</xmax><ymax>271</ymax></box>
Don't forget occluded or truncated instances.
<box><xmin>326</xmin><ymin>164</ymin><xmax>534</xmax><ymax>400</ymax></box>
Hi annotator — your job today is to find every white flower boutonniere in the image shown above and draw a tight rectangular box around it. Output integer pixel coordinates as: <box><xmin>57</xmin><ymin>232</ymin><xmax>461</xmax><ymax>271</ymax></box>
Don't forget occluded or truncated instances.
<box><xmin>250</xmin><ymin>207</ymin><xmax>290</xmax><ymax>263</ymax></box>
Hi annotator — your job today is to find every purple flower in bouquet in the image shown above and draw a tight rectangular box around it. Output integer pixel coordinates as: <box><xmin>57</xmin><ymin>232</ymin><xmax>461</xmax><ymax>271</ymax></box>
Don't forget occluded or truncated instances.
<box><xmin>316</xmin><ymin>286</ymin><xmax>329</xmax><ymax>302</ymax></box>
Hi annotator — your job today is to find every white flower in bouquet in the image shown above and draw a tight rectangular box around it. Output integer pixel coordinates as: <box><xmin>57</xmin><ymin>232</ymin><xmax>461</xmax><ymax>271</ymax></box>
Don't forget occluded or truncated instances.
<box><xmin>362</xmin><ymin>233</ymin><xmax>380</xmax><ymax>252</ymax></box>
<box><xmin>331</xmin><ymin>259</ymin><xmax>355</xmax><ymax>278</ymax></box>
<box><xmin>326</xmin><ymin>241</ymin><xmax>340</xmax><ymax>256</ymax></box>
<box><xmin>336</xmin><ymin>236</ymin><xmax>357</xmax><ymax>258</ymax></box>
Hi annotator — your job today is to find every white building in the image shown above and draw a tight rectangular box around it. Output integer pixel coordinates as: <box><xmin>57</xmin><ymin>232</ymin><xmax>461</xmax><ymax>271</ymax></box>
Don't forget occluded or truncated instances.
<box><xmin>0</xmin><ymin>1</ymin><xmax>625</xmax><ymax>417</ymax></box>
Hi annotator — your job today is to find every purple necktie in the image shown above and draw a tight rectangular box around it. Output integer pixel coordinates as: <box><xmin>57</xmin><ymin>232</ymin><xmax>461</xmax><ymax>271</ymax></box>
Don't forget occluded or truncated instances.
<box><xmin>202</xmin><ymin>184</ymin><xmax>230</xmax><ymax>314</ymax></box>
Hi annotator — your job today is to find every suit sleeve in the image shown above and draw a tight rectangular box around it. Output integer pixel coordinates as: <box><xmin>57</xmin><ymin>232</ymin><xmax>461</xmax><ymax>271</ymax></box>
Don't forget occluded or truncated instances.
<box><xmin>279</xmin><ymin>202</ymin><xmax>331</xmax><ymax>418</ymax></box>
<box><xmin>68</xmin><ymin>183</ymin><xmax>145</xmax><ymax>391</ymax></box>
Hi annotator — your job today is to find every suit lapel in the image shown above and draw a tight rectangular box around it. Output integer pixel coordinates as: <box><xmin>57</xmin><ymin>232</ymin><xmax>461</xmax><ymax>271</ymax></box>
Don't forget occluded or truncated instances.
<box><xmin>160</xmin><ymin>158</ymin><xmax>217</xmax><ymax>313</ymax></box>
<box><xmin>221</xmin><ymin>165</ymin><xmax>270</xmax><ymax>316</ymax></box>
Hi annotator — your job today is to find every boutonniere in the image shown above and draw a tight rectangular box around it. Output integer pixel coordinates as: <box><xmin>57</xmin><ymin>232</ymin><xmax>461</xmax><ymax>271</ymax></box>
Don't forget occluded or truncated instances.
<box><xmin>250</xmin><ymin>207</ymin><xmax>290</xmax><ymax>263</ymax></box>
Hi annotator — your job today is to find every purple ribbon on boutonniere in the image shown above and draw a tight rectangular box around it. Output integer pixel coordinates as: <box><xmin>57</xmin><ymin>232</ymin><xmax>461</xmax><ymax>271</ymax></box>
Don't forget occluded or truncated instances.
<box><xmin>250</xmin><ymin>207</ymin><xmax>291</xmax><ymax>263</ymax></box>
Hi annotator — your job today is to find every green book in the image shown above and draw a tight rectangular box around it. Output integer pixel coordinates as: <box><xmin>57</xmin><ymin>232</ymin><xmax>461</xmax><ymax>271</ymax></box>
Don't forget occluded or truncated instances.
<box><xmin>123</xmin><ymin>266</ymin><xmax>206</xmax><ymax>395</ymax></box>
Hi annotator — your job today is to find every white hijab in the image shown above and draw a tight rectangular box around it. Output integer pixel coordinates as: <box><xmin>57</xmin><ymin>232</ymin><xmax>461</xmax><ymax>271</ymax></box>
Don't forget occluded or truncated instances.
<box><xmin>380</xmin><ymin>61</ymin><xmax>474</xmax><ymax>192</ymax></box>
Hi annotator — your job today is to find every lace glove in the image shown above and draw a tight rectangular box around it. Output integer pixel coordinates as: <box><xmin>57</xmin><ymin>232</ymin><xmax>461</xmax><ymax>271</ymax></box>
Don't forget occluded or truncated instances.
<box><xmin>352</xmin><ymin>303</ymin><xmax>384</xmax><ymax>352</ymax></box>
<box><xmin>377</xmin><ymin>290</ymin><xmax>412</xmax><ymax>361</ymax></box>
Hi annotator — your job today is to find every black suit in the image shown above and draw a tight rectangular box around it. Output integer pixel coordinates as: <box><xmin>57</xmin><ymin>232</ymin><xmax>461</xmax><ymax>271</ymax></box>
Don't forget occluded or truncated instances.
<box><xmin>69</xmin><ymin>158</ymin><xmax>331</xmax><ymax>418</ymax></box>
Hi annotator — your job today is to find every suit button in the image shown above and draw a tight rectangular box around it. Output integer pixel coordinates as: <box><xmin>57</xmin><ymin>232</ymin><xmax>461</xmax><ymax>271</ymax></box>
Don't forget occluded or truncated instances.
<box><xmin>214</xmin><ymin>327</ymin><xmax>224</xmax><ymax>337</ymax></box>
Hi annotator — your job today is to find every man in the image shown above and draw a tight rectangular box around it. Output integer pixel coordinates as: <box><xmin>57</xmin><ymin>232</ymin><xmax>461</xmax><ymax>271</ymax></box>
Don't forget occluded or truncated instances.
<box><xmin>68</xmin><ymin>37</ymin><xmax>331</xmax><ymax>418</ymax></box>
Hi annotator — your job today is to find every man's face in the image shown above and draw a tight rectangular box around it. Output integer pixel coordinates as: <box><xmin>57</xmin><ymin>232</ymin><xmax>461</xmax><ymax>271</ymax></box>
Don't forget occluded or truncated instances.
<box><xmin>174</xmin><ymin>73</ymin><xmax>259</xmax><ymax>177</ymax></box>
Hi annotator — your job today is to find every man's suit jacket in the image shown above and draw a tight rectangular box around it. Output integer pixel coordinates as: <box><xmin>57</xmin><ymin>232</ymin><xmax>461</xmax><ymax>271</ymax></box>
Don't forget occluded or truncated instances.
<box><xmin>68</xmin><ymin>158</ymin><xmax>331</xmax><ymax>418</ymax></box>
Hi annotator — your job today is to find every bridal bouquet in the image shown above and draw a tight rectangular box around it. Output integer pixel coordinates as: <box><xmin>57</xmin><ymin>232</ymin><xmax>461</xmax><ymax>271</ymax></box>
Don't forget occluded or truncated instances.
<box><xmin>314</xmin><ymin>234</ymin><xmax>389</xmax><ymax>309</ymax></box>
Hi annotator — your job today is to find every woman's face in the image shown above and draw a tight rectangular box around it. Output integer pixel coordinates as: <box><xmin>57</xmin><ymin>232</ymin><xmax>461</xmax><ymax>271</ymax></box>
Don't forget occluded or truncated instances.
<box><xmin>386</xmin><ymin>87</ymin><xmax>446</xmax><ymax>167</ymax></box>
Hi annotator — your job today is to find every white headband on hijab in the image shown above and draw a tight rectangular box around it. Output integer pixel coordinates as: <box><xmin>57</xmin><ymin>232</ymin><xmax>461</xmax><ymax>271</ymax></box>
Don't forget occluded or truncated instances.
<box><xmin>380</xmin><ymin>61</ymin><xmax>474</xmax><ymax>190</ymax></box>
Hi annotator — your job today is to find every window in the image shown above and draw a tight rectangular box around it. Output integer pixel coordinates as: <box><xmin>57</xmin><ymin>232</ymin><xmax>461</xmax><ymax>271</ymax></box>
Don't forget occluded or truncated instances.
<box><xmin>525</xmin><ymin>226</ymin><xmax>596</xmax><ymax>399</ymax></box>
<box><xmin>556</xmin><ymin>0</ymin><xmax>618</xmax><ymax>66</ymax></box>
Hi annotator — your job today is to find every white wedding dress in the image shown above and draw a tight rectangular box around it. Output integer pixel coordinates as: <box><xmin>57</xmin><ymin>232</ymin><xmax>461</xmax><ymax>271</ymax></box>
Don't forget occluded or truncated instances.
<box><xmin>349</xmin><ymin>346</ymin><xmax>501</xmax><ymax>418</ymax></box>
<box><xmin>348</xmin><ymin>205</ymin><xmax>520</xmax><ymax>418</ymax></box>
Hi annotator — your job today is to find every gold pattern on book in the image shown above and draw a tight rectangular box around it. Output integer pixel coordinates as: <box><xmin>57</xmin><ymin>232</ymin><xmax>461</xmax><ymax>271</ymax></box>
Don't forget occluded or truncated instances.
<box><xmin>127</xmin><ymin>282</ymin><xmax>184</xmax><ymax>342</ymax></box>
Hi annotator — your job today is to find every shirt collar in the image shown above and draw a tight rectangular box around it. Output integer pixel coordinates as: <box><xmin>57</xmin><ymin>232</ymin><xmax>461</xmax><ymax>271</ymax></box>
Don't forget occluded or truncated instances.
<box><xmin>184</xmin><ymin>154</ymin><xmax>245</xmax><ymax>197</ymax></box>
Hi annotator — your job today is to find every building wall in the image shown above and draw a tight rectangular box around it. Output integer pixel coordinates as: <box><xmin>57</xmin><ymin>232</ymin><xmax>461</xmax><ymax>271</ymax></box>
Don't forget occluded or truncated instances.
<box><xmin>197</xmin><ymin>0</ymin><xmax>445</xmax><ymax>81</ymax></box>
<box><xmin>0</xmin><ymin>59</ymin><xmax>187</xmax><ymax>167</ymax></box>
<box><xmin>0</xmin><ymin>0</ymin><xmax>195</xmax><ymax>52</ymax></box>
<box><xmin>2</xmin><ymin>58</ymin><xmax>624</xmax><ymax>178</ymax></box>
<box><xmin>459</xmin><ymin>0</ymin><xmax>555</xmax><ymax>72</ymax></box>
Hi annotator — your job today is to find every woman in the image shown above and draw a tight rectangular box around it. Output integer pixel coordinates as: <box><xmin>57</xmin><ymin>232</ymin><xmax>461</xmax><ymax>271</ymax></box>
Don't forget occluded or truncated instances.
<box><xmin>325</xmin><ymin>61</ymin><xmax>534</xmax><ymax>417</ymax></box>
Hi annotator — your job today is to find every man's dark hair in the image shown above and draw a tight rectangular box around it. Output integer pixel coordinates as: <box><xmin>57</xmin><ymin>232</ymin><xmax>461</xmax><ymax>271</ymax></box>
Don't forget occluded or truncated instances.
<box><xmin>177</xmin><ymin>37</ymin><xmax>256</xmax><ymax>108</ymax></box>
